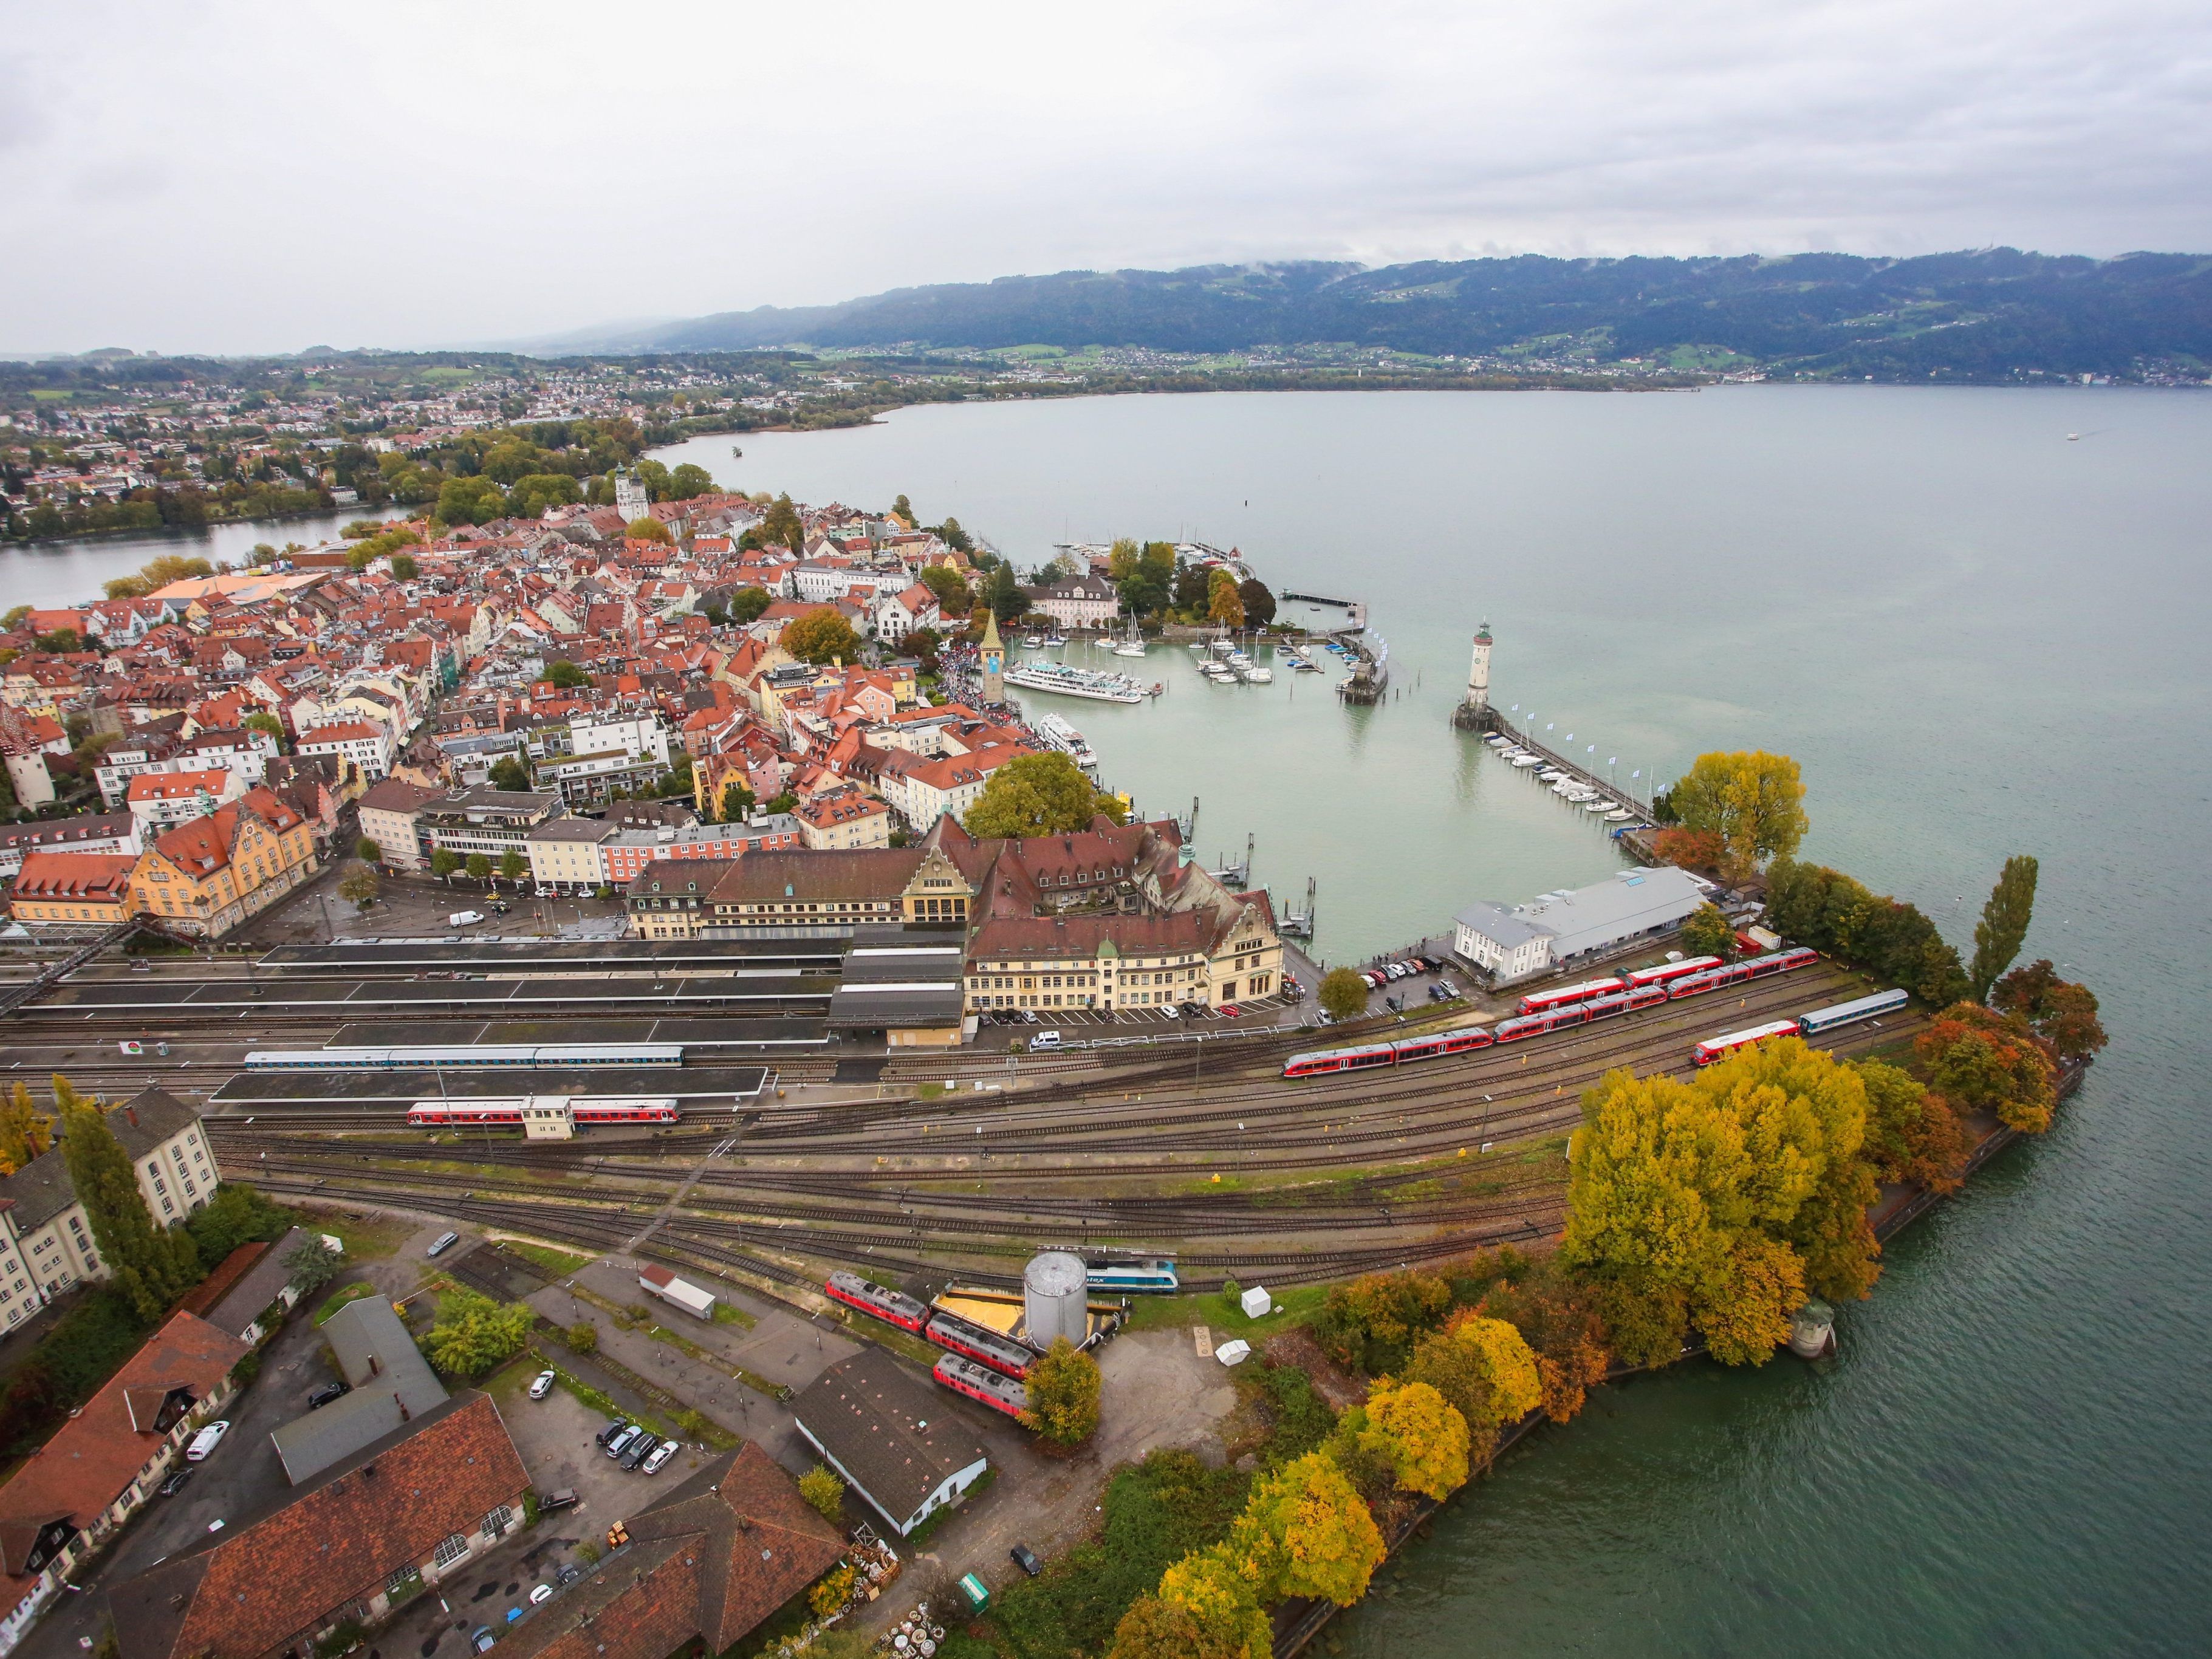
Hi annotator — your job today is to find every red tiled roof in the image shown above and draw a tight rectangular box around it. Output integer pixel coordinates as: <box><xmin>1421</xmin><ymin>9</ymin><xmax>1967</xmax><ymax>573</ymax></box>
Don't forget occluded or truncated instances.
<box><xmin>0</xmin><ymin>1313</ymin><xmax>247</xmax><ymax>1581</ymax></box>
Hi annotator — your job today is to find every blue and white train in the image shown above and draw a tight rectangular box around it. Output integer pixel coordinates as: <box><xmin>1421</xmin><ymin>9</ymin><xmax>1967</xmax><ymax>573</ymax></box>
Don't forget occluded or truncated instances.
<box><xmin>245</xmin><ymin>1044</ymin><xmax>685</xmax><ymax>1071</ymax></box>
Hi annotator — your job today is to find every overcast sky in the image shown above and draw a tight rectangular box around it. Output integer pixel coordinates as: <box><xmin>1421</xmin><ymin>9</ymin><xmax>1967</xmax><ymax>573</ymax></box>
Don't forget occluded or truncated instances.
<box><xmin>4</xmin><ymin>0</ymin><xmax>2207</xmax><ymax>356</ymax></box>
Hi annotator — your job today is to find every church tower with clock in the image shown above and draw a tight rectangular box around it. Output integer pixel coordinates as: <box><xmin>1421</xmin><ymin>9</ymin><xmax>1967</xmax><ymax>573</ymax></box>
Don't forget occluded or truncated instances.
<box><xmin>980</xmin><ymin>607</ymin><xmax>1005</xmax><ymax>705</ymax></box>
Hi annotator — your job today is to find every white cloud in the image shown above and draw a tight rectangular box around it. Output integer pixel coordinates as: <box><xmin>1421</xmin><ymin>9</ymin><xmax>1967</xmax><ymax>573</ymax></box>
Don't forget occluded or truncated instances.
<box><xmin>2</xmin><ymin>0</ymin><xmax>2206</xmax><ymax>353</ymax></box>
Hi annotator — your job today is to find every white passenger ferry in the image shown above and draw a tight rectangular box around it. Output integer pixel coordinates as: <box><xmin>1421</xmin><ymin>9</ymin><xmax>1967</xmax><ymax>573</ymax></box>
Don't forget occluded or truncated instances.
<box><xmin>1002</xmin><ymin>661</ymin><xmax>1146</xmax><ymax>704</ymax></box>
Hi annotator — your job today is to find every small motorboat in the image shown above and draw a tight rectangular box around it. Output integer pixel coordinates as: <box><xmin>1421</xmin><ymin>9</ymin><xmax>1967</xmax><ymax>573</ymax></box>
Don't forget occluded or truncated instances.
<box><xmin>1020</xmin><ymin>634</ymin><xmax>1044</xmax><ymax>649</ymax></box>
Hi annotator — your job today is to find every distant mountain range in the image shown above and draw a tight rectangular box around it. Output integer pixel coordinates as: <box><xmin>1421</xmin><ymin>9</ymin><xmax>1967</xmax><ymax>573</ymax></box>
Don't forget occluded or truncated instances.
<box><xmin>542</xmin><ymin>250</ymin><xmax>2212</xmax><ymax>378</ymax></box>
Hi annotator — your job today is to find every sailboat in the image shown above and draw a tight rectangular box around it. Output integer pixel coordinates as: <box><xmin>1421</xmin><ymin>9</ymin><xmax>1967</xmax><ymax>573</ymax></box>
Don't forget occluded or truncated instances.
<box><xmin>1111</xmin><ymin>615</ymin><xmax>1147</xmax><ymax>657</ymax></box>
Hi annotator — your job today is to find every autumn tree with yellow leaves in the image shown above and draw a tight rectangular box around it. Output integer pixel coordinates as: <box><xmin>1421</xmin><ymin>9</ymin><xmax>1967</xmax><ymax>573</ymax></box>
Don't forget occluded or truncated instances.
<box><xmin>1662</xmin><ymin>750</ymin><xmax>1808</xmax><ymax>881</ymax></box>
<box><xmin>1350</xmin><ymin>1379</ymin><xmax>1470</xmax><ymax>1502</ymax></box>
<box><xmin>1402</xmin><ymin>1313</ymin><xmax>1544</xmax><ymax>1459</ymax></box>
<box><xmin>0</xmin><ymin>1083</ymin><xmax>55</xmax><ymax>1175</ymax></box>
<box><xmin>1562</xmin><ymin>1037</ymin><xmax>1880</xmax><ymax>1367</ymax></box>
<box><xmin>1228</xmin><ymin>1452</ymin><xmax>1387</xmax><ymax>1607</ymax></box>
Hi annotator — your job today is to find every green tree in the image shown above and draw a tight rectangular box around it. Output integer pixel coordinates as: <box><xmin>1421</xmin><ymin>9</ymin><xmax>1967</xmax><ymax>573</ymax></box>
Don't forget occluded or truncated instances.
<box><xmin>905</xmin><ymin>626</ymin><xmax>942</xmax><ymax>666</ymax></box>
<box><xmin>963</xmin><ymin>751</ymin><xmax>1125</xmax><ymax>838</ymax></box>
<box><xmin>0</xmin><ymin>1082</ymin><xmax>54</xmax><ymax>1175</ymax></box>
<box><xmin>1318</xmin><ymin>966</ymin><xmax>1371</xmax><ymax>1022</ymax></box>
<box><xmin>420</xmin><ymin>1288</ymin><xmax>534</xmax><ymax>1380</ymax></box>
<box><xmin>779</xmin><ymin>609</ymin><xmax>862</xmax><ymax>665</ymax></box>
<box><xmin>890</xmin><ymin>494</ymin><xmax>914</xmax><ymax>525</ymax></box>
<box><xmin>760</xmin><ymin>493</ymin><xmax>804</xmax><ymax>550</ymax></box>
<box><xmin>563</xmin><ymin>1321</ymin><xmax>597</xmax><ymax>1354</ymax></box>
<box><xmin>1310</xmin><ymin>1269</ymin><xmax>1451</xmax><ymax>1373</ymax></box>
<box><xmin>434</xmin><ymin>475</ymin><xmax>507</xmax><ymax>526</ymax></box>
<box><xmin>239</xmin><ymin>712</ymin><xmax>286</xmax><ymax>752</ymax></box>
<box><xmin>717</xmin><ymin>781</ymin><xmax>755</xmax><ymax>824</ymax></box>
<box><xmin>1969</xmin><ymin>854</ymin><xmax>2038</xmax><ymax>1003</ymax></box>
<box><xmin>430</xmin><ymin>848</ymin><xmax>462</xmax><ymax>882</ymax></box>
<box><xmin>1665</xmin><ymin>751</ymin><xmax>1809</xmax><ymax>880</ymax></box>
<box><xmin>139</xmin><ymin>554</ymin><xmax>214</xmax><ymax>587</ymax></box>
<box><xmin>626</xmin><ymin>516</ymin><xmax>674</xmax><ymax>546</ymax></box>
<box><xmin>935</xmin><ymin>515</ymin><xmax>973</xmax><ymax>553</ymax></box>
<box><xmin>282</xmin><ymin>1239</ymin><xmax>343</xmax><ymax>1296</ymax></box>
<box><xmin>1236</xmin><ymin>578</ymin><xmax>1276</xmax><ymax>628</ymax></box>
<box><xmin>668</xmin><ymin>462</ymin><xmax>715</xmax><ymax>499</ymax></box>
<box><xmin>1991</xmin><ymin>960</ymin><xmax>2108</xmax><ymax>1062</ymax></box>
<box><xmin>982</xmin><ymin>563</ymin><xmax>1027</xmax><ymax>623</ymax></box>
<box><xmin>389</xmin><ymin>552</ymin><xmax>419</xmax><ymax>580</ymax></box>
<box><xmin>917</xmin><ymin>563</ymin><xmax>971</xmax><ymax>616</ymax></box>
<box><xmin>539</xmin><ymin>659</ymin><xmax>591</xmax><ymax>690</ymax></box>
<box><xmin>465</xmin><ymin>852</ymin><xmax>493</xmax><ymax>883</ymax></box>
<box><xmin>1854</xmin><ymin>1058</ymin><xmax>1968</xmax><ymax>1191</ymax></box>
<box><xmin>1023</xmin><ymin>1338</ymin><xmax>1102</xmax><ymax>1445</ymax></box>
<box><xmin>798</xmin><ymin>1463</ymin><xmax>845</xmax><ymax>1520</ymax></box>
<box><xmin>498</xmin><ymin>849</ymin><xmax>528</xmax><ymax>885</ymax></box>
<box><xmin>727</xmin><ymin>586</ymin><xmax>773</xmax><ymax>624</ymax></box>
<box><xmin>56</xmin><ymin>1083</ymin><xmax>196</xmax><ymax>1318</ymax></box>
<box><xmin>1678</xmin><ymin>902</ymin><xmax>1737</xmax><ymax>960</ymax></box>
<box><xmin>184</xmin><ymin>1183</ymin><xmax>292</xmax><ymax>1260</ymax></box>
<box><xmin>337</xmin><ymin>863</ymin><xmax>379</xmax><ymax>910</ymax></box>
<box><xmin>505</xmin><ymin>474</ymin><xmax>580</xmax><ymax>519</ymax></box>
<box><xmin>487</xmin><ymin>755</ymin><xmax>533</xmax><ymax>792</ymax></box>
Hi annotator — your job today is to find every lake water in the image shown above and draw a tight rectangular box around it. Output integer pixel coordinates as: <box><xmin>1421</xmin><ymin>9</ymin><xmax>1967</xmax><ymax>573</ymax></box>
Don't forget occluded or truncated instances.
<box><xmin>653</xmin><ymin>389</ymin><xmax>2212</xmax><ymax>1655</ymax></box>
<box><xmin>0</xmin><ymin>507</ymin><xmax>399</xmax><ymax>609</ymax></box>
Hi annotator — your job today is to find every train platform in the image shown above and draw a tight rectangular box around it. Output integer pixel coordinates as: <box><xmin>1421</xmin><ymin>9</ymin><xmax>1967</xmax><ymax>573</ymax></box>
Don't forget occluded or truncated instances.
<box><xmin>258</xmin><ymin>939</ymin><xmax>845</xmax><ymax>971</ymax></box>
<box><xmin>326</xmin><ymin>1016</ymin><xmax>829</xmax><ymax>1048</ymax></box>
<box><xmin>21</xmin><ymin>974</ymin><xmax>832</xmax><ymax>1014</ymax></box>
<box><xmin>207</xmin><ymin>1063</ymin><xmax>772</xmax><ymax>1109</ymax></box>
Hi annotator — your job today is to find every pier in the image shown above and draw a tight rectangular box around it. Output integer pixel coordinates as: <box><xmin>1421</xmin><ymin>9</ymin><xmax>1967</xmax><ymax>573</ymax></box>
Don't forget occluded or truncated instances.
<box><xmin>1282</xmin><ymin>589</ymin><xmax>1368</xmax><ymax>631</ymax></box>
<box><xmin>1466</xmin><ymin>709</ymin><xmax>1652</xmax><ymax>824</ymax></box>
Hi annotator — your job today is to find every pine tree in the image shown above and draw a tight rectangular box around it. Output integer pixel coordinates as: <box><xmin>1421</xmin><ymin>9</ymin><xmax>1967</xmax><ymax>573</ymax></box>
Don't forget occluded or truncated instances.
<box><xmin>1969</xmin><ymin>854</ymin><xmax>2039</xmax><ymax>1003</ymax></box>
<box><xmin>55</xmin><ymin>1081</ymin><xmax>196</xmax><ymax>1319</ymax></box>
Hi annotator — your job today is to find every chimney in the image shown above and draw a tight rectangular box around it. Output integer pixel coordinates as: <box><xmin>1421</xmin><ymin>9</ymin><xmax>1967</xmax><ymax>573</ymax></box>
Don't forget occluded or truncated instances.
<box><xmin>395</xmin><ymin>1392</ymin><xmax>409</xmax><ymax>1421</ymax></box>
<box><xmin>125</xmin><ymin>1104</ymin><xmax>139</xmax><ymax>1128</ymax></box>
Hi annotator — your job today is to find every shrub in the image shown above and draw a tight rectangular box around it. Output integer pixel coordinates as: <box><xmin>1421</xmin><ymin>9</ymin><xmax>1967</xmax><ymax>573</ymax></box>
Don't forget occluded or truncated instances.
<box><xmin>798</xmin><ymin>1463</ymin><xmax>844</xmax><ymax>1521</ymax></box>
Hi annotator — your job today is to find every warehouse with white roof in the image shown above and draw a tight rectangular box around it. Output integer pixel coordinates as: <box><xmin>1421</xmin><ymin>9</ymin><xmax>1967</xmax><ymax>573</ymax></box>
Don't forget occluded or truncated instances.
<box><xmin>1452</xmin><ymin>866</ymin><xmax>1714</xmax><ymax>985</ymax></box>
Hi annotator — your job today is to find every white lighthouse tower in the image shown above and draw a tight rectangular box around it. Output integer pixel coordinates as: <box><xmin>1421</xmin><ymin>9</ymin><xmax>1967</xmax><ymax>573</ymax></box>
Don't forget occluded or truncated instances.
<box><xmin>1453</xmin><ymin>620</ymin><xmax>1493</xmax><ymax>729</ymax></box>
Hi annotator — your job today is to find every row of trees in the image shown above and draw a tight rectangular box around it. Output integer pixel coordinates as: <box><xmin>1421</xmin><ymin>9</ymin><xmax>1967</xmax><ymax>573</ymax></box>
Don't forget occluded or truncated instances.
<box><xmin>1762</xmin><ymin>858</ymin><xmax>1974</xmax><ymax>1008</ymax></box>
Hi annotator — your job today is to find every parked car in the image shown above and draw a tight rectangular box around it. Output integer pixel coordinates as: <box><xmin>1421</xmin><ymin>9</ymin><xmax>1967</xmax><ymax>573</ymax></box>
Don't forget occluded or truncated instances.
<box><xmin>529</xmin><ymin>1370</ymin><xmax>556</xmax><ymax>1400</ymax></box>
<box><xmin>427</xmin><ymin>1230</ymin><xmax>460</xmax><ymax>1257</ymax></box>
<box><xmin>1218</xmin><ymin>1004</ymin><xmax>1242</xmax><ymax>1018</ymax></box>
<box><xmin>1385</xmin><ymin>962</ymin><xmax>1409</xmax><ymax>980</ymax></box>
<box><xmin>554</xmin><ymin>1563</ymin><xmax>582</xmax><ymax>1584</ymax></box>
<box><xmin>308</xmin><ymin>1381</ymin><xmax>351</xmax><ymax>1409</ymax></box>
<box><xmin>471</xmin><ymin>1627</ymin><xmax>496</xmax><ymax>1654</ymax></box>
<box><xmin>1010</xmin><ymin>1544</ymin><xmax>1043</xmax><ymax>1578</ymax></box>
<box><xmin>642</xmin><ymin>1438</ymin><xmax>679</xmax><ymax>1474</ymax></box>
<box><xmin>618</xmin><ymin>1434</ymin><xmax>655</xmax><ymax>1471</ymax></box>
<box><xmin>541</xmin><ymin>1490</ymin><xmax>581</xmax><ymax>1515</ymax></box>
<box><xmin>185</xmin><ymin>1421</ymin><xmax>231</xmax><ymax>1462</ymax></box>
<box><xmin>529</xmin><ymin>1585</ymin><xmax>554</xmax><ymax>1606</ymax></box>
<box><xmin>603</xmin><ymin>1425</ymin><xmax>643</xmax><ymax>1460</ymax></box>
<box><xmin>1029</xmin><ymin>1029</ymin><xmax>1062</xmax><ymax>1050</ymax></box>
<box><xmin>158</xmin><ymin>1469</ymin><xmax>193</xmax><ymax>1497</ymax></box>
<box><xmin>595</xmin><ymin>1418</ymin><xmax>632</xmax><ymax>1449</ymax></box>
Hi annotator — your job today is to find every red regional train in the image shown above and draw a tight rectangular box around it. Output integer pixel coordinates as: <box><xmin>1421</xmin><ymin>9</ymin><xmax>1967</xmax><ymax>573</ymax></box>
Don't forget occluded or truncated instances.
<box><xmin>934</xmin><ymin>1352</ymin><xmax>1029</xmax><ymax>1418</ymax></box>
<box><xmin>1283</xmin><ymin>947</ymin><xmax>1819</xmax><ymax>1078</ymax></box>
<box><xmin>823</xmin><ymin>1272</ymin><xmax>1038</xmax><ymax>1380</ymax></box>
<box><xmin>405</xmin><ymin>1096</ymin><xmax>679</xmax><ymax>1127</ymax></box>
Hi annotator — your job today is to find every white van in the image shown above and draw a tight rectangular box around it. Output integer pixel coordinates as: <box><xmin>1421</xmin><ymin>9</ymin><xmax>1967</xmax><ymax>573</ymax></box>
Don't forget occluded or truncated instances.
<box><xmin>1030</xmin><ymin>1030</ymin><xmax>1062</xmax><ymax>1051</ymax></box>
<box><xmin>185</xmin><ymin>1420</ymin><xmax>231</xmax><ymax>1462</ymax></box>
<box><xmin>448</xmin><ymin>910</ymin><xmax>485</xmax><ymax>927</ymax></box>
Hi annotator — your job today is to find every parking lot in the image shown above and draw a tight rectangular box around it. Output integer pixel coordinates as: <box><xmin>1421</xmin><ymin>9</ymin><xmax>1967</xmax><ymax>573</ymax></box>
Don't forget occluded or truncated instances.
<box><xmin>239</xmin><ymin>866</ymin><xmax>632</xmax><ymax>947</ymax></box>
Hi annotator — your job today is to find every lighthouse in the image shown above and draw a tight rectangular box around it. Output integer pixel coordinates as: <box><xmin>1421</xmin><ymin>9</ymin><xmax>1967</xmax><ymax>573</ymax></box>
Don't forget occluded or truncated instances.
<box><xmin>1451</xmin><ymin>620</ymin><xmax>1493</xmax><ymax>731</ymax></box>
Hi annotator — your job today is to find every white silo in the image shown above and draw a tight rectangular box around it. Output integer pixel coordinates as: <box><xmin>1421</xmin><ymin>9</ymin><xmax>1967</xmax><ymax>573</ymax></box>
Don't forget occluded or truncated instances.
<box><xmin>1023</xmin><ymin>1251</ymin><xmax>1089</xmax><ymax>1350</ymax></box>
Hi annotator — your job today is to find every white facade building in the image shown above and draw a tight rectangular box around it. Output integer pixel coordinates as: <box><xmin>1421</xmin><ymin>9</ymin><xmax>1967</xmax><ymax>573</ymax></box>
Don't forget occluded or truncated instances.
<box><xmin>1453</xmin><ymin>865</ymin><xmax>1714</xmax><ymax>984</ymax></box>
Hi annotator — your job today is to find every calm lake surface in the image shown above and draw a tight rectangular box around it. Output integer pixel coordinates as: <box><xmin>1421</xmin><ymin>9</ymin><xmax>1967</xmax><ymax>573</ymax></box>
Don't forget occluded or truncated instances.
<box><xmin>656</xmin><ymin>389</ymin><xmax>2212</xmax><ymax>1655</ymax></box>
<box><xmin>0</xmin><ymin>507</ymin><xmax>399</xmax><ymax>609</ymax></box>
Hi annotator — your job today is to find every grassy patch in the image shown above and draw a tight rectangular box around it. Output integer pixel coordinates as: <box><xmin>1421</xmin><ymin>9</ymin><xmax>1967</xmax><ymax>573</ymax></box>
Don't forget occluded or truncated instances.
<box><xmin>543</xmin><ymin>1361</ymin><xmax>669</xmax><ymax>1439</ymax></box>
<box><xmin>710</xmin><ymin>1301</ymin><xmax>756</xmax><ymax>1330</ymax></box>
<box><xmin>496</xmin><ymin>1239</ymin><xmax>595</xmax><ymax>1278</ymax></box>
<box><xmin>986</xmin><ymin>1450</ymin><xmax>1247</xmax><ymax>1659</ymax></box>
<box><xmin>1119</xmin><ymin>1282</ymin><xmax>1329</xmax><ymax>1340</ymax></box>
<box><xmin>287</xmin><ymin>1206</ymin><xmax>414</xmax><ymax>1261</ymax></box>
<box><xmin>313</xmin><ymin>1281</ymin><xmax>381</xmax><ymax>1325</ymax></box>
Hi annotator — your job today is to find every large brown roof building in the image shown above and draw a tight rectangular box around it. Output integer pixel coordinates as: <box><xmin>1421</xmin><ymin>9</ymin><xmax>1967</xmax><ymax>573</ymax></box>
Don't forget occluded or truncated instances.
<box><xmin>105</xmin><ymin>1395</ymin><xmax>530</xmax><ymax>1659</ymax></box>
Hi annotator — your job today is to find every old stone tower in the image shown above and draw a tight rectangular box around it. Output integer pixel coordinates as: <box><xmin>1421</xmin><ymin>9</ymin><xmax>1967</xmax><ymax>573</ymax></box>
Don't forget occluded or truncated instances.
<box><xmin>980</xmin><ymin>607</ymin><xmax>1005</xmax><ymax>705</ymax></box>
